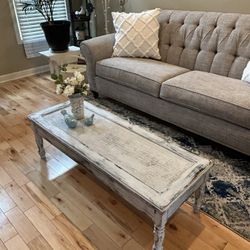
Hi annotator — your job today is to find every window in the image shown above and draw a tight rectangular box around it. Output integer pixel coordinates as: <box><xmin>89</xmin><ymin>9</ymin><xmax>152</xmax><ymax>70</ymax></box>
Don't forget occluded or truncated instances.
<box><xmin>10</xmin><ymin>0</ymin><xmax>68</xmax><ymax>58</ymax></box>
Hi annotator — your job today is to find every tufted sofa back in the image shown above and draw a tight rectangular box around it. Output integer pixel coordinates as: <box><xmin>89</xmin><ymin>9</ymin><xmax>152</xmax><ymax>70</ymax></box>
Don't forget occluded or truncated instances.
<box><xmin>158</xmin><ymin>10</ymin><xmax>250</xmax><ymax>79</ymax></box>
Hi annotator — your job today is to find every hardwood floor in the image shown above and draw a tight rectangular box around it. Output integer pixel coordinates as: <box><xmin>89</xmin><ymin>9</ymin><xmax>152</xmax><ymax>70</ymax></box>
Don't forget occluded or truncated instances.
<box><xmin>0</xmin><ymin>74</ymin><xmax>249</xmax><ymax>250</ymax></box>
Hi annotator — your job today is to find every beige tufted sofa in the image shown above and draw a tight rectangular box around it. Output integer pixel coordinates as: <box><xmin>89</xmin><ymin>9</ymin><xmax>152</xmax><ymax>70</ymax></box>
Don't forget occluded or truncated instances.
<box><xmin>81</xmin><ymin>10</ymin><xmax>250</xmax><ymax>155</ymax></box>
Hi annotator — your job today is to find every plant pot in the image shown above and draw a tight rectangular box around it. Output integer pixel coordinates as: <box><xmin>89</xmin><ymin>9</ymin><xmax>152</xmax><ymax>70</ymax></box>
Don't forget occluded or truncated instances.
<box><xmin>69</xmin><ymin>94</ymin><xmax>84</xmax><ymax>120</ymax></box>
<box><xmin>41</xmin><ymin>20</ymin><xmax>70</xmax><ymax>52</ymax></box>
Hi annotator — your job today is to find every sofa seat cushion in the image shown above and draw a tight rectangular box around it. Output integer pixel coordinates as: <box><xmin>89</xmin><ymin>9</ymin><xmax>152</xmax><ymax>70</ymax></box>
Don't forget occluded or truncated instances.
<box><xmin>96</xmin><ymin>57</ymin><xmax>189</xmax><ymax>97</ymax></box>
<box><xmin>160</xmin><ymin>71</ymin><xmax>250</xmax><ymax>129</ymax></box>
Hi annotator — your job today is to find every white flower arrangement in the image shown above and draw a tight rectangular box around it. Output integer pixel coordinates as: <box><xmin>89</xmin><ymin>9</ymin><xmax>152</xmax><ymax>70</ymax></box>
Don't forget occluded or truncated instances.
<box><xmin>52</xmin><ymin>70</ymin><xmax>89</xmax><ymax>97</ymax></box>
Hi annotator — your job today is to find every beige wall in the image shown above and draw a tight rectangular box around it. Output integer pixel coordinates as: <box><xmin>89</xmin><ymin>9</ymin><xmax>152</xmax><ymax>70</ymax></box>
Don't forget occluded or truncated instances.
<box><xmin>0</xmin><ymin>0</ymin><xmax>47</xmax><ymax>76</ymax></box>
<box><xmin>0</xmin><ymin>0</ymin><xmax>118</xmax><ymax>76</ymax></box>
<box><xmin>126</xmin><ymin>0</ymin><xmax>250</xmax><ymax>14</ymax></box>
<box><xmin>95</xmin><ymin>0</ymin><xmax>120</xmax><ymax>36</ymax></box>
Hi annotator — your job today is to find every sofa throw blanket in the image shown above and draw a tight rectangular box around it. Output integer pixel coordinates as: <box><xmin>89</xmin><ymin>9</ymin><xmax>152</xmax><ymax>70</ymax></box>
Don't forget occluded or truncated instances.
<box><xmin>242</xmin><ymin>61</ymin><xmax>250</xmax><ymax>83</ymax></box>
<box><xmin>112</xmin><ymin>9</ymin><xmax>161</xmax><ymax>60</ymax></box>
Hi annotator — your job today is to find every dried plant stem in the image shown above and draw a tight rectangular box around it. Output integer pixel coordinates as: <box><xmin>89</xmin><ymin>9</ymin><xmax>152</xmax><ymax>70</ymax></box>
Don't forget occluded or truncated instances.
<box><xmin>102</xmin><ymin>0</ymin><xmax>111</xmax><ymax>34</ymax></box>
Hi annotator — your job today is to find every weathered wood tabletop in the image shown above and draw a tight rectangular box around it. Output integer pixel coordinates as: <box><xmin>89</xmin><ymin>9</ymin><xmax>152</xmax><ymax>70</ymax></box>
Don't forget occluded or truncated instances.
<box><xmin>28</xmin><ymin>101</ymin><xmax>212</xmax><ymax>250</ymax></box>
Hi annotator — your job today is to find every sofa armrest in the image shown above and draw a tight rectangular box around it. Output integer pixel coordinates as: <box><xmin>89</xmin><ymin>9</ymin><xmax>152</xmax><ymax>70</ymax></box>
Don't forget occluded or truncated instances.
<box><xmin>80</xmin><ymin>34</ymin><xmax>115</xmax><ymax>91</ymax></box>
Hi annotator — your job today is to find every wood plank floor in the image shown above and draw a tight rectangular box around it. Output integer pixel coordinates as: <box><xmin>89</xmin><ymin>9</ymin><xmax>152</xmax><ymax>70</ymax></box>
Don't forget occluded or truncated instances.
<box><xmin>0</xmin><ymin>74</ymin><xmax>249</xmax><ymax>250</ymax></box>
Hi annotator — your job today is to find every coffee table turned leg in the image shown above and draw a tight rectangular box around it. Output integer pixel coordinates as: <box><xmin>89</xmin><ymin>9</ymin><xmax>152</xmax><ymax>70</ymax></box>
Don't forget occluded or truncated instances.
<box><xmin>32</xmin><ymin>126</ymin><xmax>46</xmax><ymax>160</ymax></box>
<box><xmin>193</xmin><ymin>171</ymin><xmax>210</xmax><ymax>214</ymax></box>
<box><xmin>153</xmin><ymin>220</ymin><xmax>166</xmax><ymax>250</ymax></box>
<box><xmin>193</xmin><ymin>182</ymin><xmax>206</xmax><ymax>214</ymax></box>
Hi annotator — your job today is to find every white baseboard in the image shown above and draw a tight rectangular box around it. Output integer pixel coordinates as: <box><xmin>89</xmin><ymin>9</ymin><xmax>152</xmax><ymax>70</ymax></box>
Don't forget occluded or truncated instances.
<box><xmin>0</xmin><ymin>65</ymin><xmax>49</xmax><ymax>84</ymax></box>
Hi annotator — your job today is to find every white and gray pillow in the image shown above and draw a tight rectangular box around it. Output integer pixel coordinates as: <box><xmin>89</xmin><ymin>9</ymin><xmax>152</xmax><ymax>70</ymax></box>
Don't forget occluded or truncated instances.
<box><xmin>242</xmin><ymin>61</ymin><xmax>250</xmax><ymax>83</ymax></box>
<box><xmin>112</xmin><ymin>9</ymin><xmax>161</xmax><ymax>60</ymax></box>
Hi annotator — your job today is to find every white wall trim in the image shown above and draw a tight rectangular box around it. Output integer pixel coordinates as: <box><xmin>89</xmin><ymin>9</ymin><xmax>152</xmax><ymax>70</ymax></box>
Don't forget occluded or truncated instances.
<box><xmin>0</xmin><ymin>65</ymin><xmax>49</xmax><ymax>84</ymax></box>
<box><xmin>8</xmin><ymin>0</ymin><xmax>23</xmax><ymax>45</ymax></box>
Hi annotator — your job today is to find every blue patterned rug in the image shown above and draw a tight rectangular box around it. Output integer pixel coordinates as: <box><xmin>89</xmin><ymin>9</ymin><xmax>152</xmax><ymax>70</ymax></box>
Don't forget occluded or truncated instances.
<box><xmin>87</xmin><ymin>96</ymin><xmax>250</xmax><ymax>241</ymax></box>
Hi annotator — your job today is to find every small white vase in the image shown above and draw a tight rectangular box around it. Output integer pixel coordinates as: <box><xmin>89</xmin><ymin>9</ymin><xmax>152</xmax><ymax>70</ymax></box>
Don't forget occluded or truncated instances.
<box><xmin>69</xmin><ymin>93</ymin><xmax>84</xmax><ymax>120</ymax></box>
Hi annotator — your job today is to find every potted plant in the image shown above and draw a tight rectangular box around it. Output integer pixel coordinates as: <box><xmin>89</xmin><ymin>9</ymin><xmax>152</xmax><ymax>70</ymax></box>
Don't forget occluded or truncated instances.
<box><xmin>21</xmin><ymin>0</ymin><xmax>70</xmax><ymax>52</ymax></box>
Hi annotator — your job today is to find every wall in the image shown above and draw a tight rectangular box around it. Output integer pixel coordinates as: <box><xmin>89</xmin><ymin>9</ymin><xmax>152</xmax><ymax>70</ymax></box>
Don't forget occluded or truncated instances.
<box><xmin>0</xmin><ymin>0</ymin><xmax>47</xmax><ymax>76</ymax></box>
<box><xmin>95</xmin><ymin>0</ymin><xmax>120</xmax><ymax>35</ymax></box>
<box><xmin>126</xmin><ymin>0</ymin><xmax>250</xmax><ymax>14</ymax></box>
<box><xmin>0</xmin><ymin>0</ymin><xmax>119</xmax><ymax>76</ymax></box>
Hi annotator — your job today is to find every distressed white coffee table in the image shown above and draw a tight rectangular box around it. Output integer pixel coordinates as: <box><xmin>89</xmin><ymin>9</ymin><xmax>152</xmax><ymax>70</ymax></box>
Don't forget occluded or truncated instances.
<box><xmin>28</xmin><ymin>101</ymin><xmax>212</xmax><ymax>250</ymax></box>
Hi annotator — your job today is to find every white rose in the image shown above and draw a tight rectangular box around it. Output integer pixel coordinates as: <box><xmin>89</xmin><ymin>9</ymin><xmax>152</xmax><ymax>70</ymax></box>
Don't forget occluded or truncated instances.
<box><xmin>74</xmin><ymin>71</ymin><xmax>80</xmax><ymax>77</ymax></box>
<box><xmin>56</xmin><ymin>84</ymin><xmax>63</xmax><ymax>95</ymax></box>
<box><xmin>64</xmin><ymin>77</ymin><xmax>71</xmax><ymax>84</ymax></box>
<box><xmin>74</xmin><ymin>71</ymin><xmax>85</xmax><ymax>82</ymax></box>
<box><xmin>63</xmin><ymin>85</ymin><xmax>75</xmax><ymax>97</ymax></box>
<box><xmin>69</xmin><ymin>77</ymin><xmax>79</xmax><ymax>86</ymax></box>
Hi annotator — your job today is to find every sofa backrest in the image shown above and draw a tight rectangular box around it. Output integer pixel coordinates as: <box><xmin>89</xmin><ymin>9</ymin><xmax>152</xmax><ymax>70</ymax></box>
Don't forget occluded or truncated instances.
<box><xmin>158</xmin><ymin>10</ymin><xmax>250</xmax><ymax>79</ymax></box>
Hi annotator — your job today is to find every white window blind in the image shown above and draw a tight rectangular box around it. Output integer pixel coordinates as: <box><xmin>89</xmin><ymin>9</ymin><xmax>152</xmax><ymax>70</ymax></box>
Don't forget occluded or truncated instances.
<box><xmin>11</xmin><ymin>0</ymin><xmax>68</xmax><ymax>58</ymax></box>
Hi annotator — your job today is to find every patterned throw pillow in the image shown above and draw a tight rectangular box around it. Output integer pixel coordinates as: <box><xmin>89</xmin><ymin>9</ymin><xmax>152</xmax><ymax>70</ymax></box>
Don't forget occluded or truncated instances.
<box><xmin>112</xmin><ymin>9</ymin><xmax>161</xmax><ymax>60</ymax></box>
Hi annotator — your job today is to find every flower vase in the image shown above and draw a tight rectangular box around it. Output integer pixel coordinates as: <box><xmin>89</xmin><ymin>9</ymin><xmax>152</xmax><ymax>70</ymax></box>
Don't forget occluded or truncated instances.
<box><xmin>69</xmin><ymin>94</ymin><xmax>84</xmax><ymax>120</ymax></box>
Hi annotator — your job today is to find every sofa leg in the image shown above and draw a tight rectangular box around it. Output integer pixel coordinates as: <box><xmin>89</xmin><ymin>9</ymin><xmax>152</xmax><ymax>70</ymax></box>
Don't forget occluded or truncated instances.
<box><xmin>92</xmin><ymin>91</ymin><xmax>99</xmax><ymax>99</ymax></box>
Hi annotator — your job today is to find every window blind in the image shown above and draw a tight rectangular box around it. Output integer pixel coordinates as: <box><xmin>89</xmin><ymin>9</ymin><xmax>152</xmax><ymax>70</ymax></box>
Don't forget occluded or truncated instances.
<box><xmin>11</xmin><ymin>0</ymin><xmax>68</xmax><ymax>58</ymax></box>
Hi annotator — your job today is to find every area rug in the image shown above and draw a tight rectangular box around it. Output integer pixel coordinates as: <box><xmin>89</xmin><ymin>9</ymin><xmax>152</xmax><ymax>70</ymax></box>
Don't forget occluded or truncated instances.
<box><xmin>86</xmin><ymin>96</ymin><xmax>250</xmax><ymax>241</ymax></box>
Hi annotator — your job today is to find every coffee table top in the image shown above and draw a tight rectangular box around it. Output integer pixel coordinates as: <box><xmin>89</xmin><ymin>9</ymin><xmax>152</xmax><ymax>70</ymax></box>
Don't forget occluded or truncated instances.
<box><xmin>29</xmin><ymin>101</ymin><xmax>211</xmax><ymax>211</ymax></box>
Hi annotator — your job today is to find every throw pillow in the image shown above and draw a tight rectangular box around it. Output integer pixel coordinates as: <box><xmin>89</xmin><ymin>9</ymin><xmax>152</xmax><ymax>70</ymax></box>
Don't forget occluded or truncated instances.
<box><xmin>112</xmin><ymin>9</ymin><xmax>161</xmax><ymax>60</ymax></box>
<box><xmin>242</xmin><ymin>61</ymin><xmax>250</xmax><ymax>83</ymax></box>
